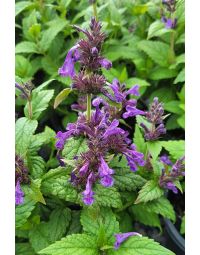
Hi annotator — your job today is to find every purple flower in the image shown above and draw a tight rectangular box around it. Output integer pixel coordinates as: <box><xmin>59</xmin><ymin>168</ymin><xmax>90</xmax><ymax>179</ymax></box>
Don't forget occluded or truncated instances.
<box><xmin>100</xmin><ymin>175</ymin><xmax>114</xmax><ymax>187</ymax></box>
<box><xmin>79</xmin><ymin>161</ymin><xmax>90</xmax><ymax>176</ymax></box>
<box><xmin>99</xmin><ymin>58</ymin><xmax>112</xmax><ymax>69</ymax></box>
<box><xmin>125</xmin><ymin>85</ymin><xmax>140</xmax><ymax>97</ymax></box>
<box><xmin>124</xmin><ymin>148</ymin><xmax>145</xmax><ymax>172</ymax></box>
<box><xmin>123</xmin><ymin>105</ymin><xmax>145</xmax><ymax>119</ymax></box>
<box><xmin>58</xmin><ymin>45</ymin><xmax>80</xmax><ymax>78</ymax></box>
<box><xmin>110</xmin><ymin>79</ymin><xmax>125</xmax><ymax>103</ymax></box>
<box><xmin>91</xmin><ymin>47</ymin><xmax>98</xmax><ymax>55</ymax></box>
<box><xmin>160</xmin><ymin>155</ymin><xmax>173</xmax><ymax>166</ymax></box>
<box><xmin>161</xmin><ymin>17</ymin><xmax>177</xmax><ymax>29</ymax></box>
<box><xmin>114</xmin><ymin>232</ymin><xmax>142</xmax><ymax>249</ymax></box>
<box><xmin>103</xmin><ymin>119</ymin><xmax>125</xmax><ymax>139</ymax></box>
<box><xmin>55</xmin><ymin>131</ymin><xmax>71</xmax><ymax>150</ymax></box>
<box><xmin>82</xmin><ymin>173</ymin><xmax>95</xmax><ymax>205</ymax></box>
<box><xmin>15</xmin><ymin>181</ymin><xmax>24</xmax><ymax>205</ymax></box>
<box><xmin>165</xmin><ymin>182</ymin><xmax>178</xmax><ymax>194</ymax></box>
<box><xmin>171</xmin><ymin>156</ymin><xmax>185</xmax><ymax>174</ymax></box>
<box><xmin>98</xmin><ymin>156</ymin><xmax>114</xmax><ymax>177</ymax></box>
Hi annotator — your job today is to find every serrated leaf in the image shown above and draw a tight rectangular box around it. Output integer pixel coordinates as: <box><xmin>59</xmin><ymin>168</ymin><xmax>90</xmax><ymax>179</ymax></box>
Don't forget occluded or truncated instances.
<box><xmin>107</xmin><ymin>236</ymin><xmax>175</xmax><ymax>255</ymax></box>
<box><xmin>62</xmin><ymin>137</ymin><xmax>88</xmax><ymax>160</ymax></box>
<box><xmin>147</xmin><ymin>141</ymin><xmax>162</xmax><ymax>160</ymax></box>
<box><xmin>16</xmin><ymin>197</ymin><xmax>36</xmax><ymax>229</ymax></box>
<box><xmin>24</xmin><ymin>89</ymin><xmax>54</xmax><ymax>120</ymax></box>
<box><xmin>15</xmin><ymin>41</ymin><xmax>39</xmax><ymax>54</ymax></box>
<box><xmin>94</xmin><ymin>185</ymin><xmax>122</xmax><ymax>208</ymax></box>
<box><xmin>114</xmin><ymin>168</ymin><xmax>146</xmax><ymax>191</ymax></box>
<box><xmin>143</xmin><ymin>197</ymin><xmax>176</xmax><ymax>222</ymax></box>
<box><xmin>54</xmin><ymin>88</ymin><xmax>72</xmax><ymax>108</ymax></box>
<box><xmin>39</xmin><ymin>19</ymin><xmax>67</xmax><ymax>52</ymax></box>
<box><xmin>138</xmin><ymin>40</ymin><xmax>171</xmax><ymax>67</ymax></box>
<box><xmin>39</xmin><ymin>234</ymin><xmax>99</xmax><ymax>255</ymax></box>
<box><xmin>149</xmin><ymin>67</ymin><xmax>177</xmax><ymax>80</ymax></box>
<box><xmin>135</xmin><ymin>180</ymin><xmax>164</xmax><ymax>204</ymax></box>
<box><xmin>67</xmin><ymin>211</ymin><xmax>82</xmax><ymax>235</ymax></box>
<box><xmin>133</xmin><ymin>124</ymin><xmax>146</xmax><ymax>154</ymax></box>
<box><xmin>15</xmin><ymin>117</ymin><xmax>38</xmax><ymax>156</ymax></box>
<box><xmin>81</xmin><ymin>207</ymin><xmax>119</xmax><ymax>243</ymax></box>
<box><xmin>27</xmin><ymin>155</ymin><xmax>45</xmax><ymax>179</ymax></box>
<box><xmin>15</xmin><ymin>55</ymin><xmax>34</xmax><ymax>78</ymax></box>
<box><xmin>161</xmin><ymin>140</ymin><xmax>185</xmax><ymax>159</ymax></box>
<box><xmin>23</xmin><ymin>179</ymin><xmax>46</xmax><ymax>204</ymax></box>
<box><xmin>41</xmin><ymin>169</ymin><xmax>78</xmax><ymax>202</ymax></box>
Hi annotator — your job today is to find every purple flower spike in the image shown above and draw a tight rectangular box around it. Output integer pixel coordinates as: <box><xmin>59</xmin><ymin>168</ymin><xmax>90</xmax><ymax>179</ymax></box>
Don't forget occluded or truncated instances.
<box><xmin>160</xmin><ymin>155</ymin><xmax>173</xmax><ymax>166</ymax></box>
<box><xmin>99</xmin><ymin>58</ymin><xmax>112</xmax><ymax>70</ymax></box>
<box><xmin>100</xmin><ymin>175</ymin><xmax>114</xmax><ymax>187</ymax></box>
<box><xmin>79</xmin><ymin>161</ymin><xmax>90</xmax><ymax>176</ymax></box>
<box><xmin>123</xmin><ymin>105</ymin><xmax>145</xmax><ymax>119</ymax></box>
<box><xmin>99</xmin><ymin>156</ymin><xmax>114</xmax><ymax>177</ymax></box>
<box><xmin>82</xmin><ymin>173</ymin><xmax>95</xmax><ymax>205</ymax></box>
<box><xmin>114</xmin><ymin>232</ymin><xmax>142</xmax><ymax>250</ymax></box>
<box><xmin>103</xmin><ymin>119</ymin><xmax>125</xmax><ymax>138</ymax></box>
<box><xmin>15</xmin><ymin>181</ymin><xmax>24</xmax><ymax>205</ymax></box>
<box><xmin>125</xmin><ymin>85</ymin><xmax>140</xmax><ymax>97</ymax></box>
<box><xmin>91</xmin><ymin>47</ymin><xmax>98</xmax><ymax>55</ymax></box>
<box><xmin>110</xmin><ymin>79</ymin><xmax>125</xmax><ymax>102</ymax></box>
<box><xmin>166</xmin><ymin>182</ymin><xmax>178</xmax><ymax>194</ymax></box>
<box><xmin>58</xmin><ymin>45</ymin><xmax>80</xmax><ymax>78</ymax></box>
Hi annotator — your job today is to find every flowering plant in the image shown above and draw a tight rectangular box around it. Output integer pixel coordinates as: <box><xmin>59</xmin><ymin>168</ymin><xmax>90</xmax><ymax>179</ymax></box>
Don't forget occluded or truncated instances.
<box><xmin>15</xmin><ymin>1</ymin><xmax>185</xmax><ymax>254</ymax></box>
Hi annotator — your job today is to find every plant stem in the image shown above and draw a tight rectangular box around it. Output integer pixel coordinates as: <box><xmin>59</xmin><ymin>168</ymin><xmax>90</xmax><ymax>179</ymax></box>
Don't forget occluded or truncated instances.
<box><xmin>115</xmin><ymin>200</ymin><xmax>135</xmax><ymax>213</ymax></box>
<box><xmin>28</xmin><ymin>99</ymin><xmax>32</xmax><ymax>119</ymax></box>
<box><xmin>93</xmin><ymin>2</ymin><xmax>98</xmax><ymax>20</ymax></box>
<box><xmin>87</xmin><ymin>93</ymin><xmax>92</xmax><ymax>121</ymax></box>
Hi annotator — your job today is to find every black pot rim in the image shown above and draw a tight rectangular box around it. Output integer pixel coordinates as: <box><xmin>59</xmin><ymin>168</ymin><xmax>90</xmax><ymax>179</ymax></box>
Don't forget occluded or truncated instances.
<box><xmin>164</xmin><ymin>218</ymin><xmax>185</xmax><ymax>252</ymax></box>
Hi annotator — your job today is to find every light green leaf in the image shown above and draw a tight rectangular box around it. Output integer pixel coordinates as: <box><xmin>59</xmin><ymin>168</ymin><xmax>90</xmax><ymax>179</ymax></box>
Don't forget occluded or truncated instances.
<box><xmin>147</xmin><ymin>141</ymin><xmax>162</xmax><ymax>160</ymax></box>
<box><xmin>138</xmin><ymin>40</ymin><xmax>171</xmax><ymax>67</ymax></box>
<box><xmin>15</xmin><ymin>1</ymin><xmax>34</xmax><ymax>16</ymax></box>
<box><xmin>148</xmin><ymin>20</ymin><xmax>172</xmax><ymax>39</ymax></box>
<box><xmin>81</xmin><ymin>207</ymin><xmax>119</xmax><ymax>243</ymax></box>
<box><xmin>174</xmin><ymin>68</ymin><xmax>185</xmax><ymax>84</ymax></box>
<box><xmin>149</xmin><ymin>67</ymin><xmax>177</xmax><ymax>80</ymax></box>
<box><xmin>39</xmin><ymin>234</ymin><xmax>99</xmax><ymax>255</ymax></box>
<box><xmin>180</xmin><ymin>215</ymin><xmax>185</xmax><ymax>234</ymax></box>
<box><xmin>24</xmin><ymin>89</ymin><xmax>54</xmax><ymax>120</ymax></box>
<box><xmin>107</xmin><ymin>236</ymin><xmax>175</xmax><ymax>255</ymax></box>
<box><xmin>15</xmin><ymin>41</ymin><xmax>38</xmax><ymax>54</ymax></box>
<box><xmin>15</xmin><ymin>55</ymin><xmax>34</xmax><ymax>78</ymax></box>
<box><xmin>132</xmin><ymin>4</ymin><xmax>148</xmax><ymax>15</ymax></box>
<box><xmin>164</xmin><ymin>101</ymin><xmax>184</xmax><ymax>114</ymax></box>
<box><xmin>94</xmin><ymin>185</ymin><xmax>122</xmax><ymax>208</ymax></box>
<box><xmin>27</xmin><ymin>155</ymin><xmax>45</xmax><ymax>179</ymax></box>
<box><xmin>34</xmin><ymin>79</ymin><xmax>55</xmax><ymax>92</ymax></box>
<box><xmin>135</xmin><ymin>180</ymin><xmax>164</xmax><ymax>204</ymax></box>
<box><xmin>39</xmin><ymin>19</ymin><xmax>67</xmax><ymax>52</ymax></box>
<box><xmin>23</xmin><ymin>179</ymin><xmax>46</xmax><ymax>204</ymax></box>
<box><xmin>16</xmin><ymin>197</ymin><xmax>36</xmax><ymax>229</ymax></box>
<box><xmin>133</xmin><ymin>124</ymin><xmax>146</xmax><ymax>154</ymax></box>
<box><xmin>15</xmin><ymin>117</ymin><xmax>38</xmax><ymax>156</ymax></box>
<box><xmin>62</xmin><ymin>137</ymin><xmax>88</xmax><ymax>160</ymax></box>
<box><xmin>54</xmin><ymin>88</ymin><xmax>72</xmax><ymax>109</ymax></box>
<box><xmin>161</xmin><ymin>140</ymin><xmax>185</xmax><ymax>159</ymax></box>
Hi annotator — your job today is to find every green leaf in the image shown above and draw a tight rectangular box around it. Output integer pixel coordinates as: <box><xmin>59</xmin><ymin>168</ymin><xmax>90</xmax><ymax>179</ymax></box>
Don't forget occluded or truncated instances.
<box><xmin>180</xmin><ymin>215</ymin><xmax>185</xmax><ymax>234</ymax></box>
<box><xmin>34</xmin><ymin>126</ymin><xmax>56</xmax><ymax>145</ymax></box>
<box><xmin>41</xmin><ymin>168</ymin><xmax>78</xmax><ymax>202</ymax></box>
<box><xmin>133</xmin><ymin>124</ymin><xmax>146</xmax><ymax>154</ymax></box>
<box><xmin>15</xmin><ymin>1</ymin><xmax>34</xmax><ymax>16</ymax></box>
<box><xmin>177</xmin><ymin>114</ymin><xmax>185</xmax><ymax>129</ymax></box>
<box><xmin>62</xmin><ymin>137</ymin><xmax>88</xmax><ymax>160</ymax></box>
<box><xmin>126</xmin><ymin>77</ymin><xmax>150</xmax><ymax>89</ymax></box>
<box><xmin>114</xmin><ymin>168</ymin><xmax>146</xmax><ymax>191</ymax></box>
<box><xmin>174</xmin><ymin>68</ymin><xmax>185</xmax><ymax>84</ymax></box>
<box><xmin>16</xmin><ymin>197</ymin><xmax>36</xmax><ymax>229</ymax></box>
<box><xmin>34</xmin><ymin>79</ymin><xmax>55</xmax><ymax>92</ymax></box>
<box><xmin>67</xmin><ymin>211</ymin><xmax>82</xmax><ymax>235</ymax></box>
<box><xmin>39</xmin><ymin>234</ymin><xmax>99</xmax><ymax>255</ymax></box>
<box><xmin>24</xmin><ymin>89</ymin><xmax>54</xmax><ymax>120</ymax></box>
<box><xmin>149</xmin><ymin>87</ymin><xmax>176</xmax><ymax>104</ymax></box>
<box><xmin>147</xmin><ymin>141</ymin><xmax>162</xmax><ymax>160</ymax></box>
<box><xmin>15</xmin><ymin>55</ymin><xmax>34</xmax><ymax>78</ymax></box>
<box><xmin>142</xmin><ymin>197</ymin><xmax>176</xmax><ymax>222</ymax></box>
<box><xmin>39</xmin><ymin>19</ymin><xmax>67</xmax><ymax>52</ymax></box>
<box><xmin>15</xmin><ymin>41</ymin><xmax>39</xmax><ymax>54</ymax></box>
<box><xmin>149</xmin><ymin>67</ymin><xmax>177</xmax><ymax>80</ymax></box>
<box><xmin>107</xmin><ymin>236</ymin><xmax>175</xmax><ymax>255</ymax></box>
<box><xmin>148</xmin><ymin>20</ymin><xmax>172</xmax><ymax>39</ymax></box>
<box><xmin>164</xmin><ymin>101</ymin><xmax>184</xmax><ymax>114</ymax></box>
<box><xmin>16</xmin><ymin>243</ymin><xmax>36</xmax><ymax>255</ymax></box>
<box><xmin>131</xmin><ymin>205</ymin><xmax>161</xmax><ymax>229</ymax></box>
<box><xmin>15</xmin><ymin>117</ymin><xmax>38</xmax><ymax>156</ymax></box>
<box><xmin>132</xmin><ymin>4</ymin><xmax>148</xmax><ymax>15</ymax></box>
<box><xmin>54</xmin><ymin>88</ymin><xmax>72</xmax><ymax>109</ymax></box>
<box><xmin>161</xmin><ymin>140</ymin><xmax>185</xmax><ymax>159</ymax></box>
<box><xmin>81</xmin><ymin>207</ymin><xmax>119</xmax><ymax>243</ymax></box>
<box><xmin>23</xmin><ymin>179</ymin><xmax>46</xmax><ymax>204</ymax></box>
<box><xmin>138</xmin><ymin>40</ymin><xmax>171</xmax><ymax>67</ymax></box>
<box><xmin>94</xmin><ymin>185</ymin><xmax>122</xmax><ymax>208</ymax></box>
<box><xmin>135</xmin><ymin>180</ymin><xmax>164</xmax><ymax>204</ymax></box>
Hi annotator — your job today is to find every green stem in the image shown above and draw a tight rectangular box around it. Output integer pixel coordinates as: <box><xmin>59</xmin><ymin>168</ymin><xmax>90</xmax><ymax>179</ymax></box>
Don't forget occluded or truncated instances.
<box><xmin>87</xmin><ymin>94</ymin><xmax>92</xmax><ymax>121</ymax></box>
<box><xmin>28</xmin><ymin>99</ymin><xmax>32</xmax><ymax>119</ymax></box>
<box><xmin>93</xmin><ymin>2</ymin><xmax>98</xmax><ymax>20</ymax></box>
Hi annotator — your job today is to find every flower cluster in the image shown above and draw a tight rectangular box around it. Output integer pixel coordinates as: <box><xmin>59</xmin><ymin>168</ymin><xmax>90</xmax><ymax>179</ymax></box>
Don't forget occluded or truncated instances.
<box><xmin>161</xmin><ymin>0</ymin><xmax>177</xmax><ymax>29</ymax></box>
<box><xmin>140</xmin><ymin>97</ymin><xmax>166</xmax><ymax>140</ymax></box>
<box><xmin>159</xmin><ymin>155</ymin><xmax>185</xmax><ymax>193</ymax></box>
<box><xmin>56</xmin><ymin>107</ymin><xmax>145</xmax><ymax>205</ymax></box>
<box><xmin>15</xmin><ymin>155</ymin><xmax>29</xmax><ymax>205</ymax></box>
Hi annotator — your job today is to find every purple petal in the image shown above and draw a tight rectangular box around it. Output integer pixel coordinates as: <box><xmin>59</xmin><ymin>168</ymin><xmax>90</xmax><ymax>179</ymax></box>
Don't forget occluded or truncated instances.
<box><xmin>100</xmin><ymin>175</ymin><xmax>114</xmax><ymax>187</ymax></box>
<box><xmin>99</xmin><ymin>58</ymin><xmax>112</xmax><ymax>70</ymax></box>
<box><xmin>79</xmin><ymin>161</ymin><xmax>90</xmax><ymax>176</ymax></box>
<box><xmin>125</xmin><ymin>85</ymin><xmax>140</xmax><ymax>97</ymax></box>
<box><xmin>98</xmin><ymin>156</ymin><xmax>114</xmax><ymax>177</ymax></box>
<box><xmin>160</xmin><ymin>155</ymin><xmax>173</xmax><ymax>166</ymax></box>
<box><xmin>166</xmin><ymin>182</ymin><xmax>178</xmax><ymax>194</ymax></box>
<box><xmin>114</xmin><ymin>232</ymin><xmax>142</xmax><ymax>249</ymax></box>
<box><xmin>123</xmin><ymin>105</ymin><xmax>145</xmax><ymax>119</ymax></box>
<box><xmin>15</xmin><ymin>181</ymin><xmax>24</xmax><ymax>205</ymax></box>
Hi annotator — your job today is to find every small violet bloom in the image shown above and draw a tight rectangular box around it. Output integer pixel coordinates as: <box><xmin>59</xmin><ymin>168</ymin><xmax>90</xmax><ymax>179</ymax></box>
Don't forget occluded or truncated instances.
<box><xmin>99</xmin><ymin>58</ymin><xmax>112</xmax><ymax>70</ymax></box>
<box><xmin>114</xmin><ymin>232</ymin><xmax>142</xmax><ymax>250</ymax></box>
<box><xmin>160</xmin><ymin>155</ymin><xmax>173</xmax><ymax>166</ymax></box>
<box><xmin>82</xmin><ymin>173</ymin><xmax>95</xmax><ymax>205</ymax></box>
<box><xmin>161</xmin><ymin>17</ymin><xmax>177</xmax><ymax>29</ymax></box>
<box><xmin>98</xmin><ymin>156</ymin><xmax>114</xmax><ymax>187</ymax></box>
<box><xmin>165</xmin><ymin>182</ymin><xmax>178</xmax><ymax>194</ymax></box>
<box><xmin>15</xmin><ymin>180</ymin><xmax>24</xmax><ymax>205</ymax></box>
<box><xmin>58</xmin><ymin>45</ymin><xmax>80</xmax><ymax>78</ymax></box>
